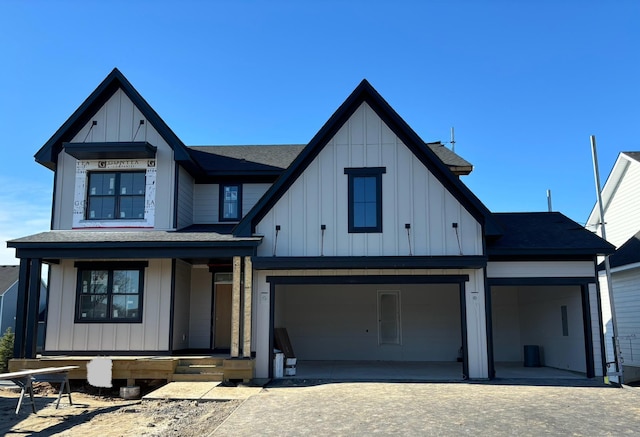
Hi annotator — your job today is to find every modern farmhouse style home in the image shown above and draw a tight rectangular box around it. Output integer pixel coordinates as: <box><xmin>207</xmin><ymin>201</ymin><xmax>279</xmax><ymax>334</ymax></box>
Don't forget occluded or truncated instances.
<box><xmin>8</xmin><ymin>69</ymin><xmax>614</xmax><ymax>383</ymax></box>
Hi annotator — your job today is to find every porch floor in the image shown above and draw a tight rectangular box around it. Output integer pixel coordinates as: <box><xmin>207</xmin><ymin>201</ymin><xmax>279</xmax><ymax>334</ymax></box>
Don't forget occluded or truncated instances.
<box><xmin>278</xmin><ymin>360</ymin><xmax>586</xmax><ymax>381</ymax></box>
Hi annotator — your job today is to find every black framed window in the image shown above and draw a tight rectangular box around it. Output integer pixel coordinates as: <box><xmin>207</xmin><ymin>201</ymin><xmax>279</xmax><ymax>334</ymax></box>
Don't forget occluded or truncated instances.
<box><xmin>219</xmin><ymin>184</ymin><xmax>242</xmax><ymax>221</ymax></box>
<box><xmin>87</xmin><ymin>171</ymin><xmax>146</xmax><ymax>220</ymax></box>
<box><xmin>75</xmin><ymin>262</ymin><xmax>147</xmax><ymax>323</ymax></box>
<box><xmin>344</xmin><ymin>167</ymin><xmax>386</xmax><ymax>233</ymax></box>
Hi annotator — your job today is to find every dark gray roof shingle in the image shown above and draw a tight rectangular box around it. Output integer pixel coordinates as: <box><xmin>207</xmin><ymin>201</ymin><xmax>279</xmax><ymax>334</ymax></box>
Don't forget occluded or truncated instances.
<box><xmin>189</xmin><ymin>142</ymin><xmax>472</xmax><ymax>175</ymax></box>
<box><xmin>488</xmin><ymin>212</ymin><xmax>615</xmax><ymax>256</ymax></box>
<box><xmin>623</xmin><ymin>152</ymin><xmax>640</xmax><ymax>163</ymax></box>
<box><xmin>606</xmin><ymin>231</ymin><xmax>640</xmax><ymax>269</ymax></box>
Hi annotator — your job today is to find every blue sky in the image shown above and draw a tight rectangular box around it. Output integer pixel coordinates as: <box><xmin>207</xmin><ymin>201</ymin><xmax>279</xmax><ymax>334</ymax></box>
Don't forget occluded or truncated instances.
<box><xmin>0</xmin><ymin>1</ymin><xmax>638</xmax><ymax>264</ymax></box>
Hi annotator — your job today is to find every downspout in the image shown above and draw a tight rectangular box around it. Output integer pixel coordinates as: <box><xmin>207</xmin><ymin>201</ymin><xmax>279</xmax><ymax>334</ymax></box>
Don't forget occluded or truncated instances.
<box><xmin>590</xmin><ymin>135</ymin><xmax>623</xmax><ymax>384</ymax></box>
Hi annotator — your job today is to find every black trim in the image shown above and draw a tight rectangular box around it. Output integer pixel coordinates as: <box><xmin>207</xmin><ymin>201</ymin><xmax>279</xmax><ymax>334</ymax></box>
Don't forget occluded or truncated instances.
<box><xmin>13</xmin><ymin>258</ymin><xmax>29</xmax><ymax>358</ymax></box>
<box><xmin>234</xmin><ymin>79</ymin><xmax>501</xmax><ymax>237</ymax></box>
<box><xmin>63</xmin><ymin>142</ymin><xmax>157</xmax><ymax>160</ymax></box>
<box><xmin>25</xmin><ymin>259</ymin><xmax>42</xmax><ymax>359</ymax></box>
<box><xmin>488</xmin><ymin>277</ymin><xmax>595</xmax><ymax>286</ymax></box>
<box><xmin>173</xmin><ymin>165</ymin><xmax>180</xmax><ymax>229</ymax></box>
<box><xmin>169</xmin><ymin>259</ymin><xmax>176</xmax><ymax>353</ymax></box>
<box><xmin>35</xmin><ymin>68</ymin><xmax>200</xmax><ymax>175</ymax></box>
<box><xmin>266</xmin><ymin>275</ymin><xmax>470</xmax><ymax>285</ymax></box>
<box><xmin>219</xmin><ymin>183</ymin><xmax>242</xmax><ymax>222</ymax></box>
<box><xmin>86</xmin><ymin>170</ymin><xmax>146</xmax><ymax>221</ymax></box>
<box><xmin>345</xmin><ymin>167</ymin><xmax>385</xmax><ymax>233</ymax></box>
<box><xmin>253</xmin><ymin>256</ymin><xmax>487</xmax><ymax>270</ymax></box>
<box><xmin>581</xmin><ymin>284</ymin><xmax>595</xmax><ymax>378</ymax></box>
<box><xmin>483</xmin><ymin>268</ymin><xmax>495</xmax><ymax>379</ymax></box>
<box><xmin>460</xmin><ymin>282</ymin><xmax>469</xmax><ymax>380</ymax></box>
<box><xmin>11</xmin><ymin>242</ymin><xmax>260</xmax><ymax>260</ymax></box>
<box><xmin>74</xmin><ymin>263</ymin><xmax>146</xmax><ymax>323</ymax></box>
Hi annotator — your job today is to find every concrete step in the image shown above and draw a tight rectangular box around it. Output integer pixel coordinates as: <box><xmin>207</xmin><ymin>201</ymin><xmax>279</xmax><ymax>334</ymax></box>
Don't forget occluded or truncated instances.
<box><xmin>171</xmin><ymin>372</ymin><xmax>224</xmax><ymax>382</ymax></box>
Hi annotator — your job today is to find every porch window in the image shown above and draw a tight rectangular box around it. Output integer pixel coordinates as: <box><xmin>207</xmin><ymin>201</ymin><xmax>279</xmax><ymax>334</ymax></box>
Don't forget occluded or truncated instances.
<box><xmin>220</xmin><ymin>184</ymin><xmax>242</xmax><ymax>221</ymax></box>
<box><xmin>75</xmin><ymin>262</ymin><xmax>146</xmax><ymax>323</ymax></box>
<box><xmin>87</xmin><ymin>171</ymin><xmax>146</xmax><ymax>220</ymax></box>
<box><xmin>344</xmin><ymin>167</ymin><xmax>386</xmax><ymax>233</ymax></box>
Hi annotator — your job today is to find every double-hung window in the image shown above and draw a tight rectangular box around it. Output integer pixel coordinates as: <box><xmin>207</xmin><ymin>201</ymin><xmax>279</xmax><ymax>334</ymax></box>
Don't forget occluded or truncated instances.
<box><xmin>75</xmin><ymin>262</ymin><xmax>146</xmax><ymax>323</ymax></box>
<box><xmin>345</xmin><ymin>167</ymin><xmax>386</xmax><ymax>233</ymax></box>
<box><xmin>87</xmin><ymin>171</ymin><xmax>146</xmax><ymax>220</ymax></box>
<box><xmin>219</xmin><ymin>184</ymin><xmax>242</xmax><ymax>221</ymax></box>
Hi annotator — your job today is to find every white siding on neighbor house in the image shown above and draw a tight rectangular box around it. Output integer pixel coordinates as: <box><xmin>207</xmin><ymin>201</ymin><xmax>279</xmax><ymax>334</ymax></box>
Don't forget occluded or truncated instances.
<box><xmin>193</xmin><ymin>183</ymin><xmax>271</xmax><ymax>224</ymax></box>
<box><xmin>172</xmin><ymin>260</ymin><xmax>191</xmax><ymax>350</ymax></box>
<box><xmin>176</xmin><ymin>166</ymin><xmax>194</xmax><ymax>229</ymax></box>
<box><xmin>255</xmin><ymin>103</ymin><xmax>482</xmax><ymax>257</ymax></box>
<box><xmin>53</xmin><ymin>89</ymin><xmax>176</xmax><ymax>230</ymax></box>
<box><xmin>254</xmin><ymin>268</ymin><xmax>487</xmax><ymax>379</ymax></box>
<box><xmin>45</xmin><ymin>259</ymin><xmax>172</xmax><ymax>352</ymax></box>
<box><xmin>487</xmin><ymin>261</ymin><xmax>595</xmax><ymax>278</ymax></box>
<box><xmin>610</xmin><ymin>267</ymin><xmax>640</xmax><ymax>367</ymax></box>
<box><xmin>189</xmin><ymin>267</ymin><xmax>212</xmax><ymax>349</ymax></box>
<box><xmin>595</xmin><ymin>160</ymin><xmax>640</xmax><ymax>248</ymax></box>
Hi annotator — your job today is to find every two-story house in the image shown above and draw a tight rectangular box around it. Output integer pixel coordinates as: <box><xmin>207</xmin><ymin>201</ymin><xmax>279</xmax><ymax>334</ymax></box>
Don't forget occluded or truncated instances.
<box><xmin>586</xmin><ymin>152</ymin><xmax>640</xmax><ymax>383</ymax></box>
<box><xmin>8</xmin><ymin>69</ymin><xmax>614</xmax><ymax>383</ymax></box>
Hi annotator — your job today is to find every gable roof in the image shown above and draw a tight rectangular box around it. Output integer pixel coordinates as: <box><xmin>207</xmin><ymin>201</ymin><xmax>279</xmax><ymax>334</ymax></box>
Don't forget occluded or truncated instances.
<box><xmin>234</xmin><ymin>79</ymin><xmax>501</xmax><ymax>237</ymax></box>
<box><xmin>605</xmin><ymin>230</ymin><xmax>640</xmax><ymax>269</ymax></box>
<box><xmin>188</xmin><ymin>145</ymin><xmax>304</xmax><ymax>177</ymax></box>
<box><xmin>35</xmin><ymin>68</ymin><xmax>198</xmax><ymax>172</ymax></box>
<box><xmin>488</xmin><ymin>212</ymin><xmax>615</xmax><ymax>257</ymax></box>
<box><xmin>0</xmin><ymin>265</ymin><xmax>19</xmax><ymax>295</ymax></box>
<box><xmin>586</xmin><ymin>151</ymin><xmax>640</xmax><ymax>229</ymax></box>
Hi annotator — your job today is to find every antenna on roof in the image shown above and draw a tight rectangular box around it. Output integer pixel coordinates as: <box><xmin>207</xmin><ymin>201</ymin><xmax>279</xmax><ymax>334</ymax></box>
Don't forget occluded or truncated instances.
<box><xmin>546</xmin><ymin>190</ymin><xmax>552</xmax><ymax>212</ymax></box>
<box><xmin>450</xmin><ymin>127</ymin><xmax>456</xmax><ymax>152</ymax></box>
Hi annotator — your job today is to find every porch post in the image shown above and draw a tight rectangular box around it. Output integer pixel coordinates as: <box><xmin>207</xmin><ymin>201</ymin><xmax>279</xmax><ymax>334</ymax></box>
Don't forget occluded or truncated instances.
<box><xmin>231</xmin><ymin>256</ymin><xmax>241</xmax><ymax>357</ymax></box>
<box><xmin>24</xmin><ymin>259</ymin><xmax>43</xmax><ymax>359</ymax></box>
<box><xmin>13</xmin><ymin>258</ymin><xmax>30</xmax><ymax>358</ymax></box>
<box><xmin>242</xmin><ymin>256</ymin><xmax>253</xmax><ymax>358</ymax></box>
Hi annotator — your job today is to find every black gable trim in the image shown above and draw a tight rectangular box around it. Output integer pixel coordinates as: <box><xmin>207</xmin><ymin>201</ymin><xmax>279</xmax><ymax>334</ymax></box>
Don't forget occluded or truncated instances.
<box><xmin>35</xmin><ymin>68</ymin><xmax>198</xmax><ymax>173</ymax></box>
<box><xmin>64</xmin><ymin>142</ymin><xmax>157</xmax><ymax>160</ymax></box>
<box><xmin>234</xmin><ymin>79</ymin><xmax>501</xmax><ymax>237</ymax></box>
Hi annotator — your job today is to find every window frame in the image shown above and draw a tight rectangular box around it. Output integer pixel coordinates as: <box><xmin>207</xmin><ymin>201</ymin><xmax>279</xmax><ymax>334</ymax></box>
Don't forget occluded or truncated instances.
<box><xmin>219</xmin><ymin>183</ymin><xmax>242</xmax><ymax>222</ymax></box>
<box><xmin>344</xmin><ymin>167</ymin><xmax>386</xmax><ymax>233</ymax></box>
<box><xmin>74</xmin><ymin>261</ymin><xmax>147</xmax><ymax>323</ymax></box>
<box><xmin>86</xmin><ymin>170</ymin><xmax>146</xmax><ymax>221</ymax></box>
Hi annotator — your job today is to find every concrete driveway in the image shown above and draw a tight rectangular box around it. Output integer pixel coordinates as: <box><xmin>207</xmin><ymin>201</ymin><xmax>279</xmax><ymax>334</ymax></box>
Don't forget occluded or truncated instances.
<box><xmin>211</xmin><ymin>380</ymin><xmax>640</xmax><ymax>436</ymax></box>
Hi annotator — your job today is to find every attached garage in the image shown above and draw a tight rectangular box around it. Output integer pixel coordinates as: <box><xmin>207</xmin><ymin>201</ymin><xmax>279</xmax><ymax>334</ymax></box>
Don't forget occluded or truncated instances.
<box><xmin>490</xmin><ymin>284</ymin><xmax>590</xmax><ymax>376</ymax></box>
<box><xmin>275</xmin><ymin>283</ymin><xmax>462</xmax><ymax>362</ymax></box>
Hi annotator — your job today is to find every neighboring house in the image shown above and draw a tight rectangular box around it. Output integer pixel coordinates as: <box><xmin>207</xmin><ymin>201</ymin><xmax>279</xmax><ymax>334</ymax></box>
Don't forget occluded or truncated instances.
<box><xmin>586</xmin><ymin>152</ymin><xmax>640</xmax><ymax>382</ymax></box>
<box><xmin>7</xmin><ymin>69</ymin><xmax>614</xmax><ymax>382</ymax></box>
<box><xmin>0</xmin><ymin>265</ymin><xmax>47</xmax><ymax>351</ymax></box>
<box><xmin>0</xmin><ymin>266</ymin><xmax>19</xmax><ymax>335</ymax></box>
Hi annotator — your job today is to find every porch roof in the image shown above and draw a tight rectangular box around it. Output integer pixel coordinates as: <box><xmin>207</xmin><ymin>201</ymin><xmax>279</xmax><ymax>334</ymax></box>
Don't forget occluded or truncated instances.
<box><xmin>7</xmin><ymin>230</ymin><xmax>261</xmax><ymax>260</ymax></box>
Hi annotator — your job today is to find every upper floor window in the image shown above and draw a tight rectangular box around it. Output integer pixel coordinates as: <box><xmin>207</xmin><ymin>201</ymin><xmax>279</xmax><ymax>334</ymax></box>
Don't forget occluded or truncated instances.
<box><xmin>87</xmin><ymin>171</ymin><xmax>146</xmax><ymax>220</ymax></box>
<box><xmin>220</xmin><ymin>184</ymin><xmax>242</xmax><ymax>221</ymax></box>
<box><xmin>344</xmin><ymin>167</ymin><xmax>386</xmax><ymax>233</ymax></box>
<box><xmin>75</xmin><ymin>262</ymin><xmax>146</xmax><ymax>323</ymax></box>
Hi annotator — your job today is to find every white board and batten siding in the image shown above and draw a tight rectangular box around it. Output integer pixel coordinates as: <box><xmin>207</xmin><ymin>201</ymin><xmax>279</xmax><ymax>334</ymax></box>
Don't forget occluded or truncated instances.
<box><xmin>255</xmin><ymin>102</ymin><xmax>482</xmax><ymax>258</ymax></box>
<box><xmin>53</xmin><ymin>88</ymin><xmax>176</xmax><ymax>230</ymax></box>
<box><xmin>608</xmin><ymin>268</ymin><xmax>640</xmax><ymax>367</ymax></box>
<box><xmin>45</xmin><ymin>259</ymin><xmax>173</xmax><ymax>352</ymax></box>
<box><xmin>252</xmin><ymin>268</ymin><xmax>488</xmax><ymax>379</ymax></box>
<box><xmin>193</xmin><ymin>183</ymin><xmax>270</xmax><ymax>224</ymax></box>
<box><xmin>593</xmin><ymin>158</ymin><xmax>640</xmax><ymax>248</ymax></box>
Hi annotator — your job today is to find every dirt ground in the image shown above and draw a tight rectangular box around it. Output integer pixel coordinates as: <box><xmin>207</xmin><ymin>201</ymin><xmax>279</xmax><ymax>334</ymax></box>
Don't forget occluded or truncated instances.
<box><xmin>0</xmin><ymin>383</ymin><xmax>242</xmax><ymax>436</ymax></box>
